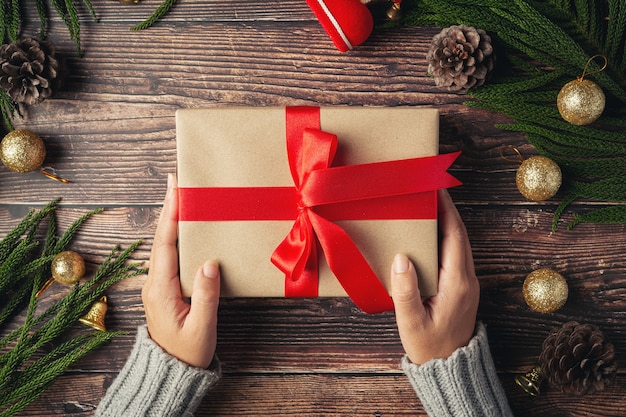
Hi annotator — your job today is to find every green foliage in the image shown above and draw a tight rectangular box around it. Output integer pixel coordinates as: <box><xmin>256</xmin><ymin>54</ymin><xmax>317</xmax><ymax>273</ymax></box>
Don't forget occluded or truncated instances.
<box><xmin>0</xmin><ymin>0</ymin><xmax>95</xmax><ymax>54</ymax></box>
<box><xmin>401</xmin><ymin>0</ymin><xmax>626</xmax><ymax>229</ymax></box>
<box><xmin>131</xmin><ymin>0</ymin><xmax>178</xmax><ymax>31</ymax></box>
<box><xmin>0</xmin><ymin>201</ymin><xmax>146</xmax><ymax>417</ymax></box>
<box><xmin>0</xmin><ymin>0</ymin><xmax>177</xmax><ymax>128</ymax></box>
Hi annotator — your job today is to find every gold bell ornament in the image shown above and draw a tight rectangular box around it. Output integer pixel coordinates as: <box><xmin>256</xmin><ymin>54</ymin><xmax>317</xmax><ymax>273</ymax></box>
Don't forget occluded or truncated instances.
<box><xmin>0</xmin><ymin>129</ymin><xmax>69</xmax><ymax>183</ymax></box>
<box><xmin>502</xmin><ymin>146</ymin><xmax>562</xmax><ymax>201</ymax></box>
<box><xmin>385</xmin><ymin>0</ymin><xmax>402</xmax><ymax>21</ymax></box>
<box><xmin>361</xmin><ymin>0</ymin><xmax>402</xmax><ymax>21</ymax></box>
<box><xmin>557</xmin><ymin>55</ymin><xmax>607</xmax><ymax>125</ymax></box>
<box><xmin>515</xmin><ymin>366</ymin><xmax>543</xmax><ymax>396</ymax></box>
<box><xmin>522</xmin><ymin>268</ymin><xmax>568</xmax><ymax>313</ymax></box>
<box><xmin>79</xmin><ymin>295</ymin><xmax>108</xmax><ymax>332</ymax></box>
<box><xmin>35</xmin><ymin>251</ymin><xmax>86</xmax><ymax>298</ymax></box>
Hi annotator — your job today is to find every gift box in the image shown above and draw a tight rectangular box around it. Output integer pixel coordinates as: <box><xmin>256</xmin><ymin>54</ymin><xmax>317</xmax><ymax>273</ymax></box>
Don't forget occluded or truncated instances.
<box><xmin>176</xmin><ymin>106</ymin><xmax>460</xmax><ymax>313</ymax></box>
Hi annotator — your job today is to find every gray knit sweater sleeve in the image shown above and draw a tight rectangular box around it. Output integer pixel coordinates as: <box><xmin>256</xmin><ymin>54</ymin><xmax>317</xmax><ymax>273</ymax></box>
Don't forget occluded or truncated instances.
<box><xmin>95</xmin><ymin>325</ymin><xmax>221</xmax><ymax>417</ymax></box>
<box><xmin>401</xmin><ymin>322</ymin><xmax>514</xmax><ymax>417</ymax></box>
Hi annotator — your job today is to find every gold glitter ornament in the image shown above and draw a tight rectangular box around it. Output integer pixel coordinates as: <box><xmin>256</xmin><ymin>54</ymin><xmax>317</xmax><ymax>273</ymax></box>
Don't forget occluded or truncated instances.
<box><xmin>0</xmin><ymin>129</ymin><xmax>46</xmax><ymax>173</ymax></box>
<box><xmin>516</xmin><ymin>155</ymin><xmax>562</xmax><ymax>201</ymax></box>
<box><xmin>557</xmin><ymin>79</ymin><xmax>605</xmax><ymax>125</ymax></box>
<box><xmin>0</xmin><ymin>129</ymin><xmax>69</xmax><ymax>183</ymax></box>
<box><xmin>36</xmin><ymin>251</ymin><xmax>86</xmax><ymax>297</ymax></box>
<box><xmin>522</xmin><ymin>268</ymin><xmax>568</xmax><ymax>313</ymax></box>
<box><xmin>556</xmin><ymin>55</ymin><xmax>607</xmax><ymax>126</ymax></box>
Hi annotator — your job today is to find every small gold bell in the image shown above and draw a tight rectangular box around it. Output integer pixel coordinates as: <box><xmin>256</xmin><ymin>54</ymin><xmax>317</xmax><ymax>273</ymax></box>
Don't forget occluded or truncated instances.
<box><xmin>515</xmin><ymin>366</ymin><xmax>543</xmax><ymax>396</ymax></box>
<box><xmin>79</xmin><ymin>296</ymin><xmax>108</xmax><ymax>332</ymax></box>
<box><xmin>386</xmin><ymin>1</ymin><xmax>402</xmax><ymax>21</ymax></box>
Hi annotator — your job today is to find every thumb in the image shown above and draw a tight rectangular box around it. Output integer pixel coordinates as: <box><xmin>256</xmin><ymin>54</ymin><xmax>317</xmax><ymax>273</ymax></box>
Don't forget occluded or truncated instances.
<box><xmin>188</xmin><ymin>260</ymin><xmax>221</xmax><ymax>324</ymax></box>
<box><xmin>391</xmin><ymin>254</ymin><xmax>425</xmax><ymax>320</ymax></box>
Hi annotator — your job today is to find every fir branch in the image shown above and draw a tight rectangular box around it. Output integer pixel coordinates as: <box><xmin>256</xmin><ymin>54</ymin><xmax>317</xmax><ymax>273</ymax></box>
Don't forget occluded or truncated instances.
<box><xmin>63</xmin><ymin>0</ymin><xmax>81</xmax><ymax>55</ymax></box>
<box><xmin>0</xmin><ymin>256</ymin><xmax>53</xmax><ymax>332</ymax></box>
<box><xmin>0</xmin><ymin>239</ymin><xmax>38</xmax><ymax>294</ymax></box>
<box><xmin>568</xmin><ymin>204</ymin><xmax>626</xmax><ymax>229</ymax></box>
<box><xmin>402</xmin><ymin>0</ymin><xmax>626</xmax><ymax>226</ymax></box>
<box><xmin>0</xmin><ymin>90</ymin><xmax>17</xmax><ymax>133</ymax></box>
<box><xmin>0</xmin><ymin>0</ymin><xmax>6</xmax><ymax>45</ymax></box>
<box><xmin>131</xmin><ymin>0</ymin><xmax>177</xmax><ymax>31</ymax></box>
<box><xmin>53</xmin><ymin>207</ymin><xmax>103</xmax><ymax>254</ymax></box>
<box><xmin>0</xmin><ymin>203</ymin><xmax>147</xmax><ymax>416</ymax></box>
<box><xmin>6</xmin><ymin>240</ymin><xmax>146</xmax><ymax>365</ymax></box>
<box><xmin>81</xmin><ymin>0</ymin><xmax>98</xmax><ymax>23</ymax></box>
<box><xmin>0</xmin><ymin>331</ymin><xmax>121</xmax><ymax>417</ymax></box>
<box><xmin>49</xmin><ymin>0</ymin><xmax>72</xmax><ymax>37</ymax></box>
<box><xmin>606</xmin><ymin>0</ymin><xmax>626</xmax><ymax>68</ymax></box>
<box><xmin>552</xmin><ymin>192</ymin><xmax>578</xmax><ymax>231</ymax></box>
<box><xmin>9</xmin><ymin>0</ymin><xmax>19</xmax><ymax>43</ymax></box>
<box><xmin>0</xmin><ymin>200</ymin><xmax>59</xmax><ymax>263</ymax></box>
<box><xmin>35</xmin><ymin>0</ymin><xmax>47</xmax><ymax>39</ymax></box>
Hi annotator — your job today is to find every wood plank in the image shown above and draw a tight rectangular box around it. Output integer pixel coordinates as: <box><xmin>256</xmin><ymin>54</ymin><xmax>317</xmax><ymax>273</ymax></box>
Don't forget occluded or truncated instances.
<box><xmin>2</xmin><ymin>204</ymin><xmax>625</xmax><ymax>372</ymax></box>
<box><xmin>14</xmin><ymin>371</ymin><xmax>626</xmax><ymax>416</ymax></box>
<box><xmin>2</xmin><ymin>1</ymin><xmax>625</xmax><ymax>415</ymax></box>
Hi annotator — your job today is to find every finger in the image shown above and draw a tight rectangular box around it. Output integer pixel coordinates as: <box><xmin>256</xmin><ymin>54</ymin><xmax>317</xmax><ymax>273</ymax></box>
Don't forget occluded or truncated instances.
<box><xmin>391</xmin><ymin>253</ymin><xmax>426</xmax><ymax>323</ymax></box>
<box><xmin>150</xmin><ymin>173</ymin><xmax>180</xmax><ymax>283</ymax></box>
<box><xmin>187</xmin><ymin>260</ymin><xmax>221</xmax><ymax>328</ymax></box>
<box><xmin>438</xmin><ymin>189</ymin><xmax>474</xmax><ymax>277</ymax></box>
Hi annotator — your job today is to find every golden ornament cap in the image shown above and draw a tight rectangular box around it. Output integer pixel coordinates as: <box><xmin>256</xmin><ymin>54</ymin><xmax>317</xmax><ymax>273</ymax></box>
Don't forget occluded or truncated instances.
<box><xmin>79</xmin><ymin>295</ymin><xmax>108</xmax><ymax>332</ymax></box>
<box><xmin>516</xmin><ymin>156</ymin><xmax>562</xmax><ymax>201</ymax></box>
<box><xmin>36</xmin><ymin>251</ymin><xmax>86</xmax><ymax>298</ymax></box>
<box><xmin>515</xmin><ymin>366</ymin><xmax>543</xmax><ymax>396</ymax></box>
<box><xmin>0</xmin><ymin>129</ymin><xmax>46</xmax><ymax>173</ymax></box>
<box><xmin>557</xmin><ymin>78</ymin><xmax>605</xmax><ymax>125</ymax></box>
<box><xmin>523</xmin><ymin>268</ymin><xmax>568</xmax><ymax>313</ymax></box>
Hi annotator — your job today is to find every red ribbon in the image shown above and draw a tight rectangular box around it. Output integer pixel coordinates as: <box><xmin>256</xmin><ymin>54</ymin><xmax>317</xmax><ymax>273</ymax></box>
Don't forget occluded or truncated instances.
<box><xmin>179</xmin><ymin>106</ymin><xmax>461</xmax><ymax>314</ymax></box>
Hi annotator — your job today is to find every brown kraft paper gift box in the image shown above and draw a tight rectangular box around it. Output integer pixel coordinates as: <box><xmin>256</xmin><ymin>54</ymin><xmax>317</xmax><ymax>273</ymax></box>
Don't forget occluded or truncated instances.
<box><xmin>176</xmin><ymin>106</ymin><xmax>454</xmax><ymax>312</ymax></box>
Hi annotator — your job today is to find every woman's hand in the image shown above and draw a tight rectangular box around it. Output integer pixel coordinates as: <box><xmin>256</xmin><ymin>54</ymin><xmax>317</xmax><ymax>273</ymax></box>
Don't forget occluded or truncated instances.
<box><xmin>142</xmin><ymin>173</ymin><xmax>220</xmax><ymax>368</ymax></box>
<box><xmin>391</xmin><ymin>189</ymin><xmax>479</xmax><ymax>365</ymax></box>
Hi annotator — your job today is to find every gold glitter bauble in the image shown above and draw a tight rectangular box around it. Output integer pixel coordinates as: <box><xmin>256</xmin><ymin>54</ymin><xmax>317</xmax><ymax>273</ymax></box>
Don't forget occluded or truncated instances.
<box><xmin>51</xmin><ymin>251</ymin><xmax>86</xmax><ymax>285</ymax></box>
<box><xmin>557</xmin><ymin>78</ymin><xmax>605</xmax><ymax>125</ymax></box>
<box><xmin>0</xmin><ymin>129</ymin><xmax>46</xmax><ymax>173</ymax></box>
<box><xmin>522</xmin><ymin>268</ymin><xmax>568</xmax><ymax>313</ymax></box>
<box><xmin>516</xmin><ymin>156</ymin><xmax>562</xmax><ymax>201</ymax></box>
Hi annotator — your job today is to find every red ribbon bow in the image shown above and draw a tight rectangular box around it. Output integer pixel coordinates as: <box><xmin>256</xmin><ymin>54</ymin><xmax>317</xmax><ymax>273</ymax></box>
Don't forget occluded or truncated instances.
<box><xmin>271</xmin><ymin>107</ymin><xmax>460</xmax><ymax>313</ymax></box>
<box><xmin>179</xmin><ymin>107</ymin><xmax>461</xmax><ymax>314</ymax></box>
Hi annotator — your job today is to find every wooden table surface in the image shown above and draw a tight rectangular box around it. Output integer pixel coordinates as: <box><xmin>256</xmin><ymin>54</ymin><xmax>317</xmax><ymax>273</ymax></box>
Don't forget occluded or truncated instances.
<box><xmin>1</xmin><ymin>1</ymin><xmax>625</xmax><ymax>416</ymax></box>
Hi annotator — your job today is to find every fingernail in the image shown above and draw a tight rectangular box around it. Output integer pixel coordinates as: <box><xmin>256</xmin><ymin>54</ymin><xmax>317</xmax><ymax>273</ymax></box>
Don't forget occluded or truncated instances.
<box><xmin>393</xmin><ymin>253</ymin><xmax>410</xmax><ymax>274</ymax></box>
<box><xmin>203</xmin><ymin>261</ymin><xmax>219</xmax><ymax>279</ymax></box>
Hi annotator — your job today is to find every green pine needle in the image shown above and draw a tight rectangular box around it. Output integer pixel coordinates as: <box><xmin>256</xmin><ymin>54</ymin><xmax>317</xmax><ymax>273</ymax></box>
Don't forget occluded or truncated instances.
<box><xmin>0</xmin><ymin>202</ymin><xmax>147</xmax><ymax>416</ymax></box>
<box><xmin>131</xmin><ymin>0</ymin><xmax>177</xmax><ymax>31</ymax></box>
<box><xmin>568</xmin><ymin>204</ymin><xmax>626</xmax><ymax>229</ymax></box>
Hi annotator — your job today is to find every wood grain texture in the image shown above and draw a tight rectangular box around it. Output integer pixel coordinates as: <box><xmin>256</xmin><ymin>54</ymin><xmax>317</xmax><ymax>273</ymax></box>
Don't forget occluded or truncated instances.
<box><xmin>1</xmin><ymin>1</ymin><xmax>624</xmax><ymax>416</ymax></box>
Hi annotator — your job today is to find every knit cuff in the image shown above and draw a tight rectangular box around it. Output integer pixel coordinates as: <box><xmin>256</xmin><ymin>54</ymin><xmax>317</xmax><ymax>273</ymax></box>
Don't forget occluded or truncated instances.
<box><xmin>401</xmin><ymin>322</ymin><xmax>513</xmax><ymax>417</ymax></box>
<box><xmin>95</xmin><ymin>325</ymin><xmax>221</xmax><ymax>417</ymax></box>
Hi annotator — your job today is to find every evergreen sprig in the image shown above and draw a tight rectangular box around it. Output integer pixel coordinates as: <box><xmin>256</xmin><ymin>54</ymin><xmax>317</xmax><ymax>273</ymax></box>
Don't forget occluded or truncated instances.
<box><xmin>131</xmin><ymin>0</ymin><xmax>177</xmax><ymax>31</ymax></box>
<box><xmin>0</xmin><ymin>201</ymin><xmax>147</xmax><ymax>417</ymax></box>
<box><xmin>0</xmin><ymin>0</ymin><xmax>95</xmax><ymax>53</ymax></box>
<box><xmin>401</xmin><ymin>0</ymin><xmax>626</xmax><ymax>229</ymax></box>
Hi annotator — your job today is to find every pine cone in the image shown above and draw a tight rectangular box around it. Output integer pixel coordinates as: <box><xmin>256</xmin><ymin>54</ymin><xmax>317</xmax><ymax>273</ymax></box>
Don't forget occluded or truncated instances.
<box><xmin>426</xmin><ymin>24</ymin><xmax>495</xmax><ymax>91</ymax></box>
<box><xmin>539</xmin><ymin>321</ymin><xmax>617</xmax><ymax>395</ymax></box>
<box><xmin>0</xmin><ymin>38</ymin><xmax>59</xmax><ymax>105</ymax></box>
